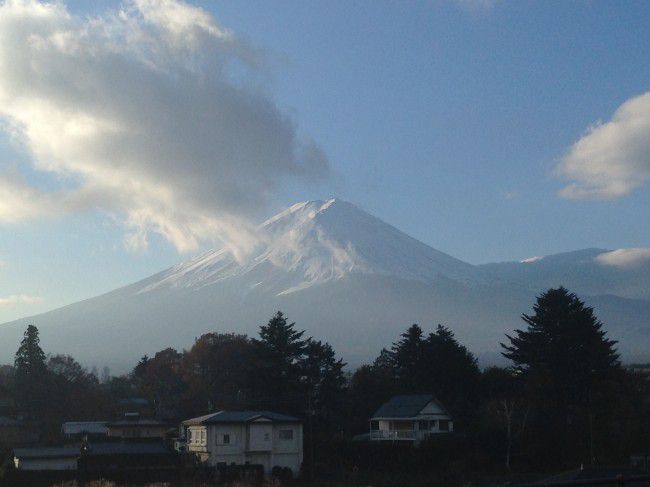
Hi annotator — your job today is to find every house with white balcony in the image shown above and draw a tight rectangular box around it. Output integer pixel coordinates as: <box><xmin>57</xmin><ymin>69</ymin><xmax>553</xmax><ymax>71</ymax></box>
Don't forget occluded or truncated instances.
<box><xmin>182</xmin><ymin>410</ymin><xmax>303</xmax><ymax>476</ymax></box>
<box><xmin>369</xmin><ymin>394</ymin><xmax>453</xmax><ymax>443</ymax></box>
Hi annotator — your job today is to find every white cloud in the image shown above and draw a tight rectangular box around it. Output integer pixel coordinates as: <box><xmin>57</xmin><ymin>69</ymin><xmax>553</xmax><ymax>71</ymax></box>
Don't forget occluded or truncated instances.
<box><xmin>595</xmin><ymin>248</ymin><xmax>650</xmax><ymax>269</ymax></box>
<box><xmin>0</xmin><ymin>0</ymin><xmax>328</xmax><ymax>258</ymax></box>
<box><xmin>0</xmin><ymin>294</ymin><xmax>43</xmax><ymax>306</ymax></box>
<box><xmin>557</xmin><ymin>92</ymin><xmax>650</xmax><ymax>199</ymax></box>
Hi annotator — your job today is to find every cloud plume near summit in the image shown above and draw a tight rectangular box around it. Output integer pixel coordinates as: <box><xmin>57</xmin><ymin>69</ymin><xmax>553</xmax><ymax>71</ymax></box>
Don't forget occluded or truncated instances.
<box><xmin>0</xmin><ymin>0</ymin><xmax>328</xmax><ymax>257</ymax></box>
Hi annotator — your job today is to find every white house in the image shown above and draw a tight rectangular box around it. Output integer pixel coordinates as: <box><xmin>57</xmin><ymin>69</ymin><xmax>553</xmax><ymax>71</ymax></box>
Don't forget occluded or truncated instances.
<box><xmin>369</xmin><ymin>394</ymin><xmax>453</xmax><ymax>442</ymax></box>
<box><xmin>182</xmin><ymin>410</ymin><xmax>303</xmax><ymax>476</ymax></box>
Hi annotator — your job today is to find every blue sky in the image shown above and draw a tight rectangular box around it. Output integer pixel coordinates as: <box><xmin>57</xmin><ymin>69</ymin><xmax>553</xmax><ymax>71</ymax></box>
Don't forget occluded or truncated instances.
<box><xmin>1</xmin><ymin>0</ymin><xmax>650</xmax><ymax>322</ymax></box>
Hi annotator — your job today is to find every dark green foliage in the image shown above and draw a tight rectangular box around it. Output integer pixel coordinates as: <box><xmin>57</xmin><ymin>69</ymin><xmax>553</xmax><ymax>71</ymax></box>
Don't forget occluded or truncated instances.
<box><xmin>181</xmin><ymin>333</ymin><xmax>257</xmax><ymax>414</ymax></box>
<box><xmin>373</xmin><ymin>322</ymin><xmax>481</xmax><ymax>422</ymax></box>
<box><xmin>14</xmin><ymin>324</ymin><xmax>46</xmax><ymax>377</ymax></box>
<box><xmin>502</xmin><ymin>287</ymin><xmax>619</xmax><ymax>404</ymax></box>
<box><xmin>253</xmin><ymin>311</ymin><xmax>309</xmax><ymax>413</ymax></box>
<box><xmin>302</xmin><ymin>339</ymin><xmax>346</xmax><ymax>421</ymax></box>
<box><xmin>501</xmin><ymin>287</ymin><xmax>624</xmax><ymax>468</ymax></box>
<box><xmin>13</xmin><ymin>325</ymin><xmax>47</xmax><ymax>416</ymax></box>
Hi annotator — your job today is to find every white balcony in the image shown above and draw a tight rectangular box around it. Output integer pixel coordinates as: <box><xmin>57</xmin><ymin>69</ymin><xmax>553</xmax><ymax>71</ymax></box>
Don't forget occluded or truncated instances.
<box><xmin>369</xmin><ymin>429</ymin><xmax>429</xmax><ymax>441</ymax></box>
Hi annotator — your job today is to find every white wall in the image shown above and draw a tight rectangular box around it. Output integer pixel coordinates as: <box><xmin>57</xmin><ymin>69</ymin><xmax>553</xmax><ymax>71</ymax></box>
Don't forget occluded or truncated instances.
<box><xmin>194</xmin><ymin>421</ymin><xmax>302</xmax><ymax>476</ymax></box>
<box><xmin>248</xmin><ymin>421</ymin><xmax>273</xmax><ymax>451</ymax></box>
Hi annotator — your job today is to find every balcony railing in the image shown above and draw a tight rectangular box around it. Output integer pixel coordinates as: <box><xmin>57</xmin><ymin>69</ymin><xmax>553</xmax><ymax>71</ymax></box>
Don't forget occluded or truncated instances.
<box><xmin>369</xmin><ymin>430</ymin><xmax>427</xmax><ymax>440</ymax></box>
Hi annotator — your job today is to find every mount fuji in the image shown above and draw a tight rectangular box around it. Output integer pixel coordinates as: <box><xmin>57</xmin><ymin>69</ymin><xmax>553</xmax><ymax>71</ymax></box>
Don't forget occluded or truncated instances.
<box><xmin>2</xmin><ymin>198</ymin><xmax>650</xmax><ymax>372</ymax></box>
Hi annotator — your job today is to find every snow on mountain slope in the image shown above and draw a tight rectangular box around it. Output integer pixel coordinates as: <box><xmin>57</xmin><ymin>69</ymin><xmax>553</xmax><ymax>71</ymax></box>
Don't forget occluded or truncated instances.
<box><xmin>139</xmin><ymin>198</ymin><xmax>483</xmax><ymax>295</ymax></box>
<box><xmin>1</xmin><ymin>198</ymin><xmax>650</xmax><ymax>373</ymax></box>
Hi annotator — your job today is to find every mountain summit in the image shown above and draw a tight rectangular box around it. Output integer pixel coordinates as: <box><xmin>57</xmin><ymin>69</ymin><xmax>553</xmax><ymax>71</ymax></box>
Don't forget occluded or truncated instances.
<box><xmin>1</xmin><ymin>199</ymin><xmax>650</xmax><ymax>372</ymax></box>
<box><xmin>140</xmin><ymin>198</ymin><xmax>481</xmax><ymax>296</ymax></box>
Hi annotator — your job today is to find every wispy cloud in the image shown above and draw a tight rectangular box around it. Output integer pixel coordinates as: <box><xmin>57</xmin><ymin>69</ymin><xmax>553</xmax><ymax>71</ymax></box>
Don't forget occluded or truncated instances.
<box><xmin>0</xmin><ymin>0</ymin><xmax>328</xmax><ymax>258</ymax></box>
<box><xmin>595</xmin><ymin>248</ymin><xmax>650</xmax><ymax>269</ymax></box>
<box><xmin>556</xmin><ymin>92</ymin><xmax>650</xmax><ymax>199</ymax></box>
<box><xmin>0</xmin><ymin>294</ymin><xmax>43</xmax><ymax>307</ymax></box>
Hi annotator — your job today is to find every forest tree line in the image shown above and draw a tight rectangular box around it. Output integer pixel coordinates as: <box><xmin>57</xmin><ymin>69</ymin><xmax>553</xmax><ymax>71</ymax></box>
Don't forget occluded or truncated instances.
<box><xmin>1</xmin><ymin>286</ymin><xmax>649</xmax><ymax>476</ymax></box>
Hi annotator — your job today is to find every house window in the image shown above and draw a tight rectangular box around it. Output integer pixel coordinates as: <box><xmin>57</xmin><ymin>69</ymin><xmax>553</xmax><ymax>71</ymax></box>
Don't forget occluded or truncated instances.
<box><xmin>187</xmin><ymin>430</ymin><xmax>192</xmax><ymax>442</ymax></box>
<box><xmin>439</xmin><ymin>420</ymin><xmax>449</xmax><ymax>431</ymax></box>
<box><xmin>418</xmin><ymin>420</ymin><xmax>428</xmax><ymax>430</ymax></box>
<box><xmin>223</xmin><ymin>434</ymin><xmax>230</xmax><ymax>444</ymax></box>
<box><xmin>201</xmin><ymin>430</ymin><xmax>205</xmax><ymax>444</ymax></box>
<box><xmin>279</xmin><ymin>429</ymin><xmax>293</xmax><ymax>440</ymax></box>
<box><xmin>429</xmin><ymin>420</ymin><xmax>437</xmax><ymax>429</ymax></box>
<box><xmin>264</xmin><ymin>432</ymin><xmax>270</xmax><ymax>441</ymax></box>
<box><xmin>370</xmin><ymin>421</ymin><xmax>379</xmax><ymax>430</ymax></box>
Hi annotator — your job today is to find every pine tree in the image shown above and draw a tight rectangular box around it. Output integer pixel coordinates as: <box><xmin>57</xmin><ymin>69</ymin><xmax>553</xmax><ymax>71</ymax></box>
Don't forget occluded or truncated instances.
<box><xmin>501</xmin><ymin>287</ymin><xmax>620</xmax><ymax>405</ymax></box>
<box><xmin>301</xmin><ymin>340</ymin><xmax>346</xmax><ymax>419</ymax></box>
<box><xmin>14</xmin><ymin>324</ymin><xmax>46</xmax><ymax>376</ymax></box>
<box><xmin>389</xmin><ymin>324</ymin><xmax>424</xmax><ymax>389</ymax></box>
<box><xmin>501</xmin><ymin>287</ymin><xmax>621</xmax><ymax>466</ymax></box>
<box><xmin>14</xmin><ymin>324</ymin><xmax>48</xmax><ymax>415</ymax></box>
<box><xmin>254</xmin><ymin>311</ymin><xmax>309</xmax><ymax>412</ymax></box>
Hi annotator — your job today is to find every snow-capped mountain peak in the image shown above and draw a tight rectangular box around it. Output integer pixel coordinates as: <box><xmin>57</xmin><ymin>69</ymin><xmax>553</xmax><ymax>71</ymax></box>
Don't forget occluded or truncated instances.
<box><xmin>138</xmin><ymin>198</ymin><xmax>481</xmax><ymax>295</ymax></box>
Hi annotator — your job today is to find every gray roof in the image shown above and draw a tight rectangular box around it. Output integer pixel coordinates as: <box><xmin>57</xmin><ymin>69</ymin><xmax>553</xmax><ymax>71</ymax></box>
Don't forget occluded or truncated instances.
<box><xmin>62</xmin><ymin>422</ymin><xmax>108</xmax><ymax>435</ymax></box>
<box><xmin>108</xmin><ymin>418</ymin><xmax>166</xmax><ymax>427</ymax></box>
<box><xmin>14</xmin><ymin>447</ymin><xmax>79</xmax><ymax>460</ymax></box>
<box><xmin>84</xmin><ymin>442</ymin><xmax>171</xmax><ymax>456</ymax></box>
<box><xmin>0</xmin><ymin>416</ymin><xmax>22</xmax><ymax>426</ymax></box>
<box><xmin>14</xmin><ymin>443</ymin><xmax>171</xmax><ymax>460</ymax></box>
<box><xmin>183</xmin><ymin>410</ymin><xmax>301</xmax><ymax>426</ymax></box>
<box><xmin>372</xmin><ymin>394</ymin><xmax>445</xmax><ymax>418</ymax></box>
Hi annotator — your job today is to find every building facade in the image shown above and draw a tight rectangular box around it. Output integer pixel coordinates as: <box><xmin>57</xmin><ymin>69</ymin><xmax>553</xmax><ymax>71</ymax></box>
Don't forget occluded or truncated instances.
<box><xmin>369</xmin><ymin>394</ymin><xmax>453</xmax><ymax>442</ymax></box>
<box><xmin>182</xmin><ymin>411</ymin><xmax>303</xmax><ymax>476</ymax></box>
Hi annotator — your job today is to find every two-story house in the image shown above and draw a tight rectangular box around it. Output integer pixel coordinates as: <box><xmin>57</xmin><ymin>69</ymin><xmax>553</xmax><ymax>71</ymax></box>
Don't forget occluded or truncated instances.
<box><xmin>369</xmin><ymin>394</ymin><xmax>453</xmax><ymax>442</ymax></box>
<box><xmin>182</xmin><ymin>410</ymin><xmax>303</xmax><ymax>476</ymax></box>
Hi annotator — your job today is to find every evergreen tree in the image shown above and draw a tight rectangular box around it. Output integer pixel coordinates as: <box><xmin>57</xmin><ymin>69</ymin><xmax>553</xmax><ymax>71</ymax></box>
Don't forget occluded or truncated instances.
<box><xmin>420</xmin><ymin>325</ymin><xmax>481</xmax><ymax>421</ymax></box>
<box><xmin>501</xmin><ymin>287</ymin><xmax>621</xmax><ymax>466</ymax></box>
<box><xmin>501</xmin><ymin>287</ymin><xmax>619</xmax><ymax>406</ymax></box>
<box><xmin>254</xmin><ymin>311</ymin><xmax>309</xmax><ymax>412</ymax></box>
<box><xmin>382</xmin><ymin>323</ymin><xmax>480</xmax><ymax>421</ymax></box>
<box><xmin>389</xmin><ymin>324</ymin><xmax>424</xmax><ymax>390</ymax></box>
<box><xmin>301</xmin><ymin>340</ymin><xmax>346</xmax><ymax>419</ymax></box>
<box><xmin>14</xmin><ymin>324</ymin><xmax>48</xmax><ymax>416</ymax></box>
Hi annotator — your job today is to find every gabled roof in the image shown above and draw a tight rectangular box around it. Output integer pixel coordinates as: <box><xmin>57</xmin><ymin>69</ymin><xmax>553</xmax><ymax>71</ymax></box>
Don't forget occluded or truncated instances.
<box><xmin>372</xmin><ymin>394</ymin><xmax>448</xmax><ymax>418</ymax></box>
<box><xmin>183</xmin><ymin>410</ymin><xmax>300</xmax><ymax>426</ymax></box>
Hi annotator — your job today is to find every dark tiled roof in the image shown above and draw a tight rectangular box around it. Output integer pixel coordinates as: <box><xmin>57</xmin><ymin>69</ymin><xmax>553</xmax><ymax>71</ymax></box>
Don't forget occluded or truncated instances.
<box><xmin>108</xmin><ymin>419</ymin><xmax>166</xmax><ymax>427</ymax></box>
<box><xmin>535</xmin><ymin>466</ymin><xmax>648</xmax><ymax>484</ymax></box>
<box><xmin>372</xmin><ymin>394</ymin><xmax>439</xmax><ymax>418</ymax></box>
<box><xmin>63</xmin><ymin>422</ymin><xmax>108</xmax><ymax>435</ymax></box>
<box><xmin>117</xmin><ymin>398</ymin><xmax>149</xmax><ymax>406</ymax></box>
<box><xmin>14</xmin><ymin>443</ymin><xmax>172</xmax><ymax>460</ymax></box>
<box><xmin>183</xmin><ymin>410</ymin><xmax>300</xmax><ymax>426</ymax></box>
<box><xmin>0</xmin><ymin>416</ymin><xmax>22</xmax><ymax>426</ymax></box>
<box><xmin>85</xmin><ymin>442</ymin><xmax>171</xmax><ymax>456</ymax></box>
<box><xmin>14</xmin><ymin>447</ymin><xmax>79</xmax><ymax>460</ymax></box>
